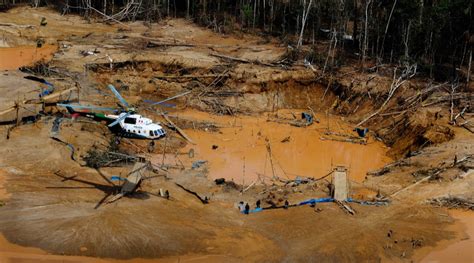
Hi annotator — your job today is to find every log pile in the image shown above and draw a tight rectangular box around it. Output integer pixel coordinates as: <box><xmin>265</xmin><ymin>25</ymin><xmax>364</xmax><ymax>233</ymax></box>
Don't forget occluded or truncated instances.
<box><xmin>367</xmin><ymin>160</ymin><xmax>408</xmax><ymax>176</ymax></box>
<box><xmin>429</xmin><ymin>196</ymin><xmax>474</xmax><ymax>210</ymax></box>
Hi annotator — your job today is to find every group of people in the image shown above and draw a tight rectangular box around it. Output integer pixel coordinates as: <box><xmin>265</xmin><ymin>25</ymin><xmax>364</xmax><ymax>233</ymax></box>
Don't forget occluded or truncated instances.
<box><xmin>238</xmin><ymin>199</ymin><xmax>292</xmax><ymax>214</ymax></box>
<box><xmin>159</xmin><ymin>188</ymin><xmax>170</xmax><ymax>199</ymax></box>
<box><xmin>238</xmin><ymin>200</ymin><xmax>261</xmax><ymax>214</ymax></box>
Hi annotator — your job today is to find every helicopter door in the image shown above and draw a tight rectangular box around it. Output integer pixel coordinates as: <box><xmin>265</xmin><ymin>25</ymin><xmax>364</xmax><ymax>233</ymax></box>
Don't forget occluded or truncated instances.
<box><xmin>124</xmin><ymin>117</ymin><xmax>136</xmax><ymax>124</ymax></box>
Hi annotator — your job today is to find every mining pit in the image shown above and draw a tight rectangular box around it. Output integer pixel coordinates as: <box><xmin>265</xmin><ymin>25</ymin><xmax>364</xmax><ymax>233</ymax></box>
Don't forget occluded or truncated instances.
<box><xmin>0</xmin><ymin>6</ymin><xmax>473</xmax><ymax>263</ymax></box>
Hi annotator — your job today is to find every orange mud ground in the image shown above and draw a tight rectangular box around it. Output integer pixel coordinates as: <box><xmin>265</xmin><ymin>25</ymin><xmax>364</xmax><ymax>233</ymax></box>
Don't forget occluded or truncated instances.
<box><xmin>420</xmin><ymin>210</ymin><xmax>474</xmax><ymax>263</ymax></box>
<box><xmin>153</xmin><ymin>109</ymin><xmax>392</xmax><ymax>184</ymax></box>
<box><xmin>0</xmin><ymin>44</ymin><xmax>57</xmax><ymax>70</ymax></box>
<box><xmin>0</xmin><ymin>171</ymin><xmax>9</xmax><ymax>200</ymax></box>
<box><xmin>0</xmin><ymin>6</ymin><xmax>473</xmax><ymax>263</ymax></box>
<box><xmin>0</xmin><ymin>234</ymin><xmax>230</xmax><ymax>263</ymax></box>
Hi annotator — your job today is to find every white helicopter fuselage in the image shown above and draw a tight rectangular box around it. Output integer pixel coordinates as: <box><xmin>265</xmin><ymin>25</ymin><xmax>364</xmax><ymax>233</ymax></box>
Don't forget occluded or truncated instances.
<box><xmin>107</xmin><ymin>113</ymin><xmax>166</xmax><ymax>140</ymax></box>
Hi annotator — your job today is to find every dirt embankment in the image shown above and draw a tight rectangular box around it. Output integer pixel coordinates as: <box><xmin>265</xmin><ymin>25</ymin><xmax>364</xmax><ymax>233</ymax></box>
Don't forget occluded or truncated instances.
<box><xmin>86</xmin><ymin>53</ymin><xmax>468</xmax><ymax>162</ymax></box>
<box><xmin>0</xmin><ymin>6</ymin><xmax>473</xmax><ymax>263</ymax></box>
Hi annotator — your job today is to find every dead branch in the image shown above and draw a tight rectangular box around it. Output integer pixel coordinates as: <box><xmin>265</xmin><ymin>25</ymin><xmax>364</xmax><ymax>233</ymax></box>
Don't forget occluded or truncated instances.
<box><xmin>85</xmin><ymin>3</ymin><xmax>130</xmax><ymax>28</ymax></box>
<box><xmin>367</xmin><ymin>160</ymin><xmax>407</xmax><ymax>176</ymax></box>
<box><xmin>391</xmin><ymin>174</ymin><xmax>433</xmax><ymax>197</ymax></box>
<box><xmin>336</xmin><ymin>200</ymin><xmax>356</xmax><ymax>215</ymax></box>
<box><xmin>356</xmin><ymin>64</ymin><xmax>417</xmax><ymax>127</ymax></box>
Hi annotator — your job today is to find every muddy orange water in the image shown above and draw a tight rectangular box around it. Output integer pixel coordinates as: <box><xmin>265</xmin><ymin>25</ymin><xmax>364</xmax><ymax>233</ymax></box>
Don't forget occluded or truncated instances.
<box><xmin>420</xmin><ymin>210</ymin><xmax>474</xmax><ymax>263</ymax></box>
<box><xmin>156</xmin><ymin>109</ymin><xmax>392</xmax><ymax>183</ymax></box>
<box><xmin>0</xmin><ymin>44</ymin><xmax>57</xmax><ymax>70</ymax></box>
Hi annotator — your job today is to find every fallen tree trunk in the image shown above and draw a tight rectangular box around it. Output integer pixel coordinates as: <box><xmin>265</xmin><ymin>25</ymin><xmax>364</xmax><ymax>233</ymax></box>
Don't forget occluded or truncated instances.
<box><xmin>462</xmin><ymin>123</ymin><xmax>474</xmax><ymax>133</ymax></box>
<box><xmin>147</xmin><ymin>41</ymin><xmax>195</xmax><ymax>48</ymax></box>
<box><xmin>210</xmin><ymin>53</ymin><xmax>277</xmax><ymax>67</ymax></box>
<box><xmin>153</xmin><ymin>74</ymin><xmax>228</xmax><ymax>80</ymax></box>
<box><xmin>367</xmin><ymin>160</ymin><xmax>407</xmax><ymax>176</ymax></box>
<box><xmin>175</xmin><ymin>183</ymin><xmax>209</xmax><ymax>204</ymax></box>
<box><xmin>391</xmin><ymin>175</ymin><xmax>432</xmax><ymax>197</ymax></box>
<box><xmin>163</xmin><ymin>114</ymin><xmax>195</xmax><ymax>145</ymax></box>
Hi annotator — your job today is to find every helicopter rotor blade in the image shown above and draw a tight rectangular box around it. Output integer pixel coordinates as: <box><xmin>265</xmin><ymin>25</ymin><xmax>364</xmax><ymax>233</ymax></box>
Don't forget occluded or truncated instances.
<box><xmin>108</xmin><ymin>112</ymin><xmax>131</xmax><ymax>127</ymax></box>
<box><xmin>57</xmin><ymin>103</ymin><xmax>116</xmax><ymax>112</ymax></box>
<box><xmin>143</xmin><ymin>100</ymin><xmax>176</xmax><ymax>108</ymax></box>
<box><xmin>149</xmin><ymin>90</ymin><xmax>192</xmax><ymax>107</ymax></box>
<box><xmin>107</xmin><ymin>84</ymin><xmax>130</xmax><ymax>108</ymax></box>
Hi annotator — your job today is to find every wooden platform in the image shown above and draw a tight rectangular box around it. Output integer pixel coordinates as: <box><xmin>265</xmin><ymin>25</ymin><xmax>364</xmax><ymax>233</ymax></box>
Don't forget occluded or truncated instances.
<box><xmin>121</xmin><ymin>162</ymin><xmax>148</xmax><ymax>194</ymax></box>
<box><xmin>105</xmin><ymin>162</ymin><xmax>148</xmax><ymax>204</ymax></box>
<box><xmin>332</xmin><ymin>166</ymin><xmax>349</xmax><ymax>201</ymax></box>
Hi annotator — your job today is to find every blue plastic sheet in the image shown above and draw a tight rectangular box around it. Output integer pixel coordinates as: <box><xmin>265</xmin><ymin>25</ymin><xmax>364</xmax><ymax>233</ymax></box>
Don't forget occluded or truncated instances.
<box><xmin>301</xmin><ymin>112</ymin><xmax>313</xmax><ymax>124</ymax></box>
<box><xmin>355</xmin><ymin>127</ymin><xmax>369</xmax><ymax>137</ymax></box>
<box><xmin>39</xmin><ymin>81</ymin><xmax>55</xmax><ymax>97</ymax></box>
<box><xmin>192</xmin><ymin>160</ymin><xmax>207</xmax><ymax>169</ymax></box>
<box><xmin>240</xmin><ymin>207</ymin><xmax>263</xmax><ymax>214</ymax></box>
<box><xmin>111</xmin><ymin>176</ymin><xmax>126</xmax><ymax>181</ymax></box>
<box><xmin>298</xmin><ymin>197</ymin><xmax>334</xmax><ymax>205</ymax></box>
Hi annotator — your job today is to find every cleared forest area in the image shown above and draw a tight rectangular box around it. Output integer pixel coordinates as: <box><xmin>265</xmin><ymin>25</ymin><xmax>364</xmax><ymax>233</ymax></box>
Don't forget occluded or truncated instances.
<box><xmin>1</xmin><ymin>0</ymin><xmax>472</xmax><ymax>80</ymax></box>
<box><xmin>0</xmin><ymin>1</ymin><xmax>472</xmax><ymax>263</ymax></box>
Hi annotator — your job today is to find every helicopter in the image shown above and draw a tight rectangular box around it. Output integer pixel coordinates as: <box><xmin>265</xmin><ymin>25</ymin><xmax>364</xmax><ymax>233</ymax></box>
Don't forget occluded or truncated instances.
<box><xmin>58</xmin><ymin>84</ymin><xmax>167</xmax><ymax>140</ymax></box>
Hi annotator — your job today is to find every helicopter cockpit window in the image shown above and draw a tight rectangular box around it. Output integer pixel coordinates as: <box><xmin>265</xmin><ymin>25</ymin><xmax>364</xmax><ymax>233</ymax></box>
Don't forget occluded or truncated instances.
<box><xmin>149</xmin><ymin>131</ymin><xmax>153</xmax><ymax>136</ymax></box>
<box><xmin>124</xmin><ymin>117</ymin><xmax>136</xmax><ymax>124</ymax></box>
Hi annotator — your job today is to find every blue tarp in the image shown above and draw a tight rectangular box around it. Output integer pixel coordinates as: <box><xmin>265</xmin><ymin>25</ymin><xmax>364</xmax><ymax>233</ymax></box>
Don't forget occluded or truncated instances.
<box><xmin>355</xmin><ymin>127</ymin><xmax>369</xmax><ymax>137</ymax></box>
<box><xmin>51</xmin><ymin>117</ymin><xmax>63</xmax><ymax>133</ymax></box>
<box><xmin>242</xmin><ymin>207</ymin><xmax>263</xmax><ymax>214</ymax></box>
<box><xmin>302</xmin><ymin>112</ymin><xmax>313</xmax><ymax>124</ymax></box>
<box><xmin>39</xmin><ymin>81</ymin><xmax>55</xmax><ymax>97</ymax></box>
<box><xmin>192</xmin><ymin>160</ymin><xmax>207</xmax><ymax>169</ymax></box>
<box><xmin>111</xmin><ymin>176</ymin><xmax>126</xmax><ymax>181</ymax></box>
<box><xmin>298</xmin><ymin>197</ymin><xmax>334</xmax><ymax>205</ymax></box>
